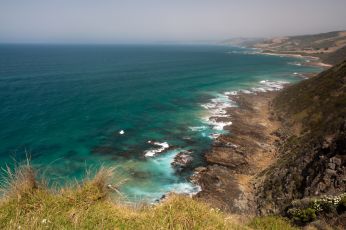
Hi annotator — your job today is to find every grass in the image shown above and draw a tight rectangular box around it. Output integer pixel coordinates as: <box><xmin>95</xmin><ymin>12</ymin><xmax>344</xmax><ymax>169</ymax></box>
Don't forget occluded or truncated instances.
<box><xmin>275</xmin><ymin>61</ymin><xmax>346</xmax><ymax>130</ymax></box>
<box><xmin>248</xmin><ymin>216</ymin><xmax>298</xmax><ymax>230</ymax></box>
<box><xmin>0</xmin><ymin>163</ymin><xmax>298</xmax><ymax>229</ymax></box>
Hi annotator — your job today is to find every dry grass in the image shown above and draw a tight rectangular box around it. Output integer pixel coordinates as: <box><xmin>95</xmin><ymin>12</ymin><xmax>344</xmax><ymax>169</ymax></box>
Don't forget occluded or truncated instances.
<box><xmin>0</xmin><ymin>162</ymin><xmax>297</xmax><ymax>229</ymax></box>
<box><xmin>0</xmin><ymin>159</ymin><xmax>39</xmax><ymax>199</ymax></box>
<box><xmin>249</xmin><ymin>216</ymin><xmax>298</xmax><ymax>230</ymax></box>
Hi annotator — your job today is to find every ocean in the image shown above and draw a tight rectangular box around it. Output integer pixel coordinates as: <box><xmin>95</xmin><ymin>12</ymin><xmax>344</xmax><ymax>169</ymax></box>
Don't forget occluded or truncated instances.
<box><xmin>0</xmin><ymin>44</ymin><xmax>320</xmax><ymax>201</ymax></box>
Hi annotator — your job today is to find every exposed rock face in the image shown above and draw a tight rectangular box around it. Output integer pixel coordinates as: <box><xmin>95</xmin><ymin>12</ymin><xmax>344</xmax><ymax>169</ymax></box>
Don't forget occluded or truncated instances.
<box><xmin>171</xmin><ymin>151</ymin><xmax>193</xmax><ymax>173</ymax></box>
<box><xmin>256</xmin><ymin>61</ymin><xmax>346</xmax><ymax>215</ymax></box>
<box><xmin>194</xmin><ymin>165</ymin><xmax>255</xmax><ymax>213</ymax></box>
<box><xmin>256</xmin><ymin>122</ymin><xmax>346</xmax><ymax>215</ymax></box>
<box><xmin>194</xmin><ymin>92</ymin><xmax>280</xmax><ymax>214</ymax></box>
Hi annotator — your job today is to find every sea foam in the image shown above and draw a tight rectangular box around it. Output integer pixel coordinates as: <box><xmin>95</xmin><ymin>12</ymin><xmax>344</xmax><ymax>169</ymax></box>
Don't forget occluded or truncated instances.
<box><xmin>199</xmin><ymin>92</ymin><xmax>236</xmax><ymax>138</ymax></box>
<box><xmin>144</xmin><ymin>141</ymin><xmax>170</xmax><ymax>157</ymax></box>
<box><xmin>199</xmin><ymin>80</ymin><xmax>290</xmax><ymax>139</ymax></box>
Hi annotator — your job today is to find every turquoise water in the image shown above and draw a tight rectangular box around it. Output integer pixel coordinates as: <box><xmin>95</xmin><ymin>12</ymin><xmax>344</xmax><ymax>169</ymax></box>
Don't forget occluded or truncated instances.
<box><xmin>0</xmin><ymin>45</ymin><xmax>320</xmax><ymax>201</ymax></box>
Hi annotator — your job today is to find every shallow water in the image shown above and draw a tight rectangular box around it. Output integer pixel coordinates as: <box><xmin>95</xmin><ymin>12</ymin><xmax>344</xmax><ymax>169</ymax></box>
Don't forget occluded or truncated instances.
<box><xmin>0</xmin><ymin>44</ymin><xmax>321</xmax><ymax>201</ymax></box>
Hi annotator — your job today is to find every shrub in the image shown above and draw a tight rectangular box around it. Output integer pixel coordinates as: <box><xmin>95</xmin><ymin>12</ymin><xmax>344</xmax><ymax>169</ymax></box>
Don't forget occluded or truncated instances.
<box><xmin>337</xmin><ymin>195</ymin><xmax>346</xmax><ymax>212</ymax></box>
<box><xmin>288</xmin><ymin>207</ymin><xmax>317</xmax><ymax>223</ymax></box>
<box><xmin>287</xmin><ymin>193</ymin><xmax>346</xmax><ymax>224</ymax></box>
<box><xmin>0</xmin><ymin>161</ymin><xmax>40</xmax><ymax>199</ymax></box>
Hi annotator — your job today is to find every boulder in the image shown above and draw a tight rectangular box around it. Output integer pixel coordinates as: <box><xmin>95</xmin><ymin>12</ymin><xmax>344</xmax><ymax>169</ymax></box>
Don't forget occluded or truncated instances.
<box><xmin>171</xmin><ymin>151</ymin><xmax>193</xmax><ymax>172</ymax></box>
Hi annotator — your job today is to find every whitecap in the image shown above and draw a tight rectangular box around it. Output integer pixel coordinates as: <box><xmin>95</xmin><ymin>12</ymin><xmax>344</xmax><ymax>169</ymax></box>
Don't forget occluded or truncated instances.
<box><xmin>240</xmin><ymin>89</ymin><xmax>252</xmax><ymax>94</ymax></box>
<box><xmin>209</xmin><ymin>133</ymin><xmax>221</xmax><ymax>139</ymax></box>
<box><xmin>198</xmin><ymin>79</ymin><xmax>288</xmax><ymax>139</ymax></box>
<box><xmin>208</xmin><ymin>118</ymin><xmax>232</xmax><ymax>131</ymax></box>
<box><xmin>252</xmin><ymin>80</ymin><xmax>289</xmax><ymax>92</ymax></box>
<box><xmin>288</xmin><ymin>62</ymin><xmax>302</xmax><ymax>66</ymax></box>
<box><xmin>200</xmin><ymin>93</ymin><xmax>236</xmax><ymax>132</ymax></box>
<box><xmin>224</xmin><ymin>91</ymin><xmax>237</xmax><ymax>96</ymax></box>
<box><xmin>189</xmin><ymin>126</ymin><xmax>208</xmax><ymax>132</ymax></box>
<box><xmin>144</xmin><ymin>141</ymin><xmax>170</xmax><ymax>157</ymax></box>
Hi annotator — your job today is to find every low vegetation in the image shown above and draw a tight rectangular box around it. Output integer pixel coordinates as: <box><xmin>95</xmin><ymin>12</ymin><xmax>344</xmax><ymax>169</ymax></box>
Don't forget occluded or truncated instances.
<box><xmin>248</xmin><ymin>216</ymin><xmax>298</xmax><ymax>230</ymax></box>
<box><xmin>287</xmin><ymin>194</ymin><xmax>346</xmax><ymax>224</ymax></box>
<box><xmin>0</xmin><ymin>162</ymin><xmax>300</xmax><ymax>229</ymax></box>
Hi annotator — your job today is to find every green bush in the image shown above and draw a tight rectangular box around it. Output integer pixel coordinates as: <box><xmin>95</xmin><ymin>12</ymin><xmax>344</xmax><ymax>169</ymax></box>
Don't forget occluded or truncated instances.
<box><xmin>337</xmin><ymin>195</ymin><xmax>346</xmax><ymax>212</ymax></box>
<box><xmin>288</xmin><ymin>207</ymin><xmax>317</xmax><ymax>223</ymax></box>
<box><xmin>287</xmin><ymin>194</ymin><xmax>346</xmax><ymax>224</ymax></box>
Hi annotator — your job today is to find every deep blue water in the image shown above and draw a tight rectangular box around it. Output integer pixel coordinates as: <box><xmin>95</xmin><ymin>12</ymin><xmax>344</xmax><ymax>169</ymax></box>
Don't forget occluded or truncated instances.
<box><xmin>0</xmin><ymin>44</ymin><xmax>320</xmax><ymax>200</ymax></box>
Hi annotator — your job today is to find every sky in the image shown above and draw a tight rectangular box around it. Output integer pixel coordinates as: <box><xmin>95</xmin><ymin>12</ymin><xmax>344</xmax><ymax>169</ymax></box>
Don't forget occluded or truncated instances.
<box><xmin>1</xmin><ymin>0</ymin><xmax>346</xmax><ymax>44</ymax></box>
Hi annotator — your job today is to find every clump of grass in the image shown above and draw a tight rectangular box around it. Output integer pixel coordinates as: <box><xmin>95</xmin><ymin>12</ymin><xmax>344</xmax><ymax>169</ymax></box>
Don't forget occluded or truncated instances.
<box><xmin>0</xmin><ymin>159</ymin><xmax>40</xmax><ymax>200</ymax></box>
<box><xmin>248</xmin><ymin>216</ymin><xmax>298</xmax><ymax>230</ymax></box>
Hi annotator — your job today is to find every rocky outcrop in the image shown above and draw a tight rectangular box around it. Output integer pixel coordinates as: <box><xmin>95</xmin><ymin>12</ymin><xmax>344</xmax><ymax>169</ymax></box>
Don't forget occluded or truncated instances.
<box><xmin>193</xmin><ymin>165</ymin><xmax>255</xmax><ymax>213</ymax></box>
<box><xmin>171</xmin><ymin>150</ymin><xmax>193</xmax><ymax>173</ymax></box>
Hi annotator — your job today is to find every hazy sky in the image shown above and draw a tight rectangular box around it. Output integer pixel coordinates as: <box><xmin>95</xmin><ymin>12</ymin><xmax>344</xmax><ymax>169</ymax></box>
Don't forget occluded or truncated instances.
<box><xmin>1</xmin><ymin>0</ymin><xmax>346</xmax><ymax>43</ymax></box>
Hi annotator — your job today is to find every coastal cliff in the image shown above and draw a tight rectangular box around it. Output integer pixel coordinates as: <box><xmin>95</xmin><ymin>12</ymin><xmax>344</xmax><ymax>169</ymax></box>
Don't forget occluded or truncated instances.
<box><xmin>194</xmin><ymin>61</ymin><xmax>346</xmax><ymax>227</ymax></box>
<box><xmin>256</xmin><ymin>61</ymin><xmax>346</xmax><ymax>214</ymax></box>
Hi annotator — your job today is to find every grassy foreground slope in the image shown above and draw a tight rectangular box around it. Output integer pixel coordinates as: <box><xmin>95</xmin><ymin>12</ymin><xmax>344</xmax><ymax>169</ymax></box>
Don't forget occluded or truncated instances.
<box><xmin>0</xmin><ymin>163</ymin><xmax>298</xmax><ymax>230</ymax></box>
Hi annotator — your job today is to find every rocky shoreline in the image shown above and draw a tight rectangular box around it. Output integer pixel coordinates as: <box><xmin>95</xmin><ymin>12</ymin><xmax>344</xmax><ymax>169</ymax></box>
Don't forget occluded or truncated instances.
<box><xmin>192</xmin><ymin>60</ymin><xmax>346</xmax><ymax>228</ymax></box>
<box><xmin>192</xmin><ymin>90</ymin><xmax>284</xmax><ymax>214</ymax></box>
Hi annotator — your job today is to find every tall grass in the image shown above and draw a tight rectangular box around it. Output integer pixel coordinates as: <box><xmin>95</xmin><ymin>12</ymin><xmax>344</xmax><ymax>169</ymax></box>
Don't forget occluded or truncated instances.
<box><xmin>0</xmin><ymin>161</ymin><xmax>297</xmax><ymax>229</ymax></box>
<box><xmin>0</xmin><ymin>159</ymin><xmax>40</xmax><ymax>199</ymax></box>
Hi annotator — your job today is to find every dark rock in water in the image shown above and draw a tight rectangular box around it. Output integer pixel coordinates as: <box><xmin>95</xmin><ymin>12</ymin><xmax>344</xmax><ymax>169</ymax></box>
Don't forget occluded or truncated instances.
<box><xmin>91</xmin><ymin>146</ymin><xmax>116</xmax><ymax>155</ymax></box>
<box><xmin>171</xmin><ymin>150</ymin><xmax>193</xmax><ymax>173</ymax></box>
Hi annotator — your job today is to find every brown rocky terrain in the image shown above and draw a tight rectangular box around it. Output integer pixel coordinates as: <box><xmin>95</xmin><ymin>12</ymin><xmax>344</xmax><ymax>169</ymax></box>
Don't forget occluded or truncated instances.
<box><xmin>193</xmin><ymin>91</ymin><xmax>281</xmax><ymax>214</ymax></box>
<box><xmin>193</xmin><ymin>61</ymin><xmax>346</xmax><ymax>228</ymax></box>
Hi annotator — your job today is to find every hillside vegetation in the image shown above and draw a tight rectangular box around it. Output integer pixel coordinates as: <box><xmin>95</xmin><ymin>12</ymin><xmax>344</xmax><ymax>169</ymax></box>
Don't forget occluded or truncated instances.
<box><xmin>256</xmin><ymin>61</ymin><xmax>346</xmax><ymax>228</ymax></box>
<box><xmin>0</xmin><ymin>162</ymin><xmax>299</xmax><ymax>230</ymax></box>
<box><xmin>321</xmin><ymin>45</ymin><xmax>346</xmax><ymax>65</ymax></box>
